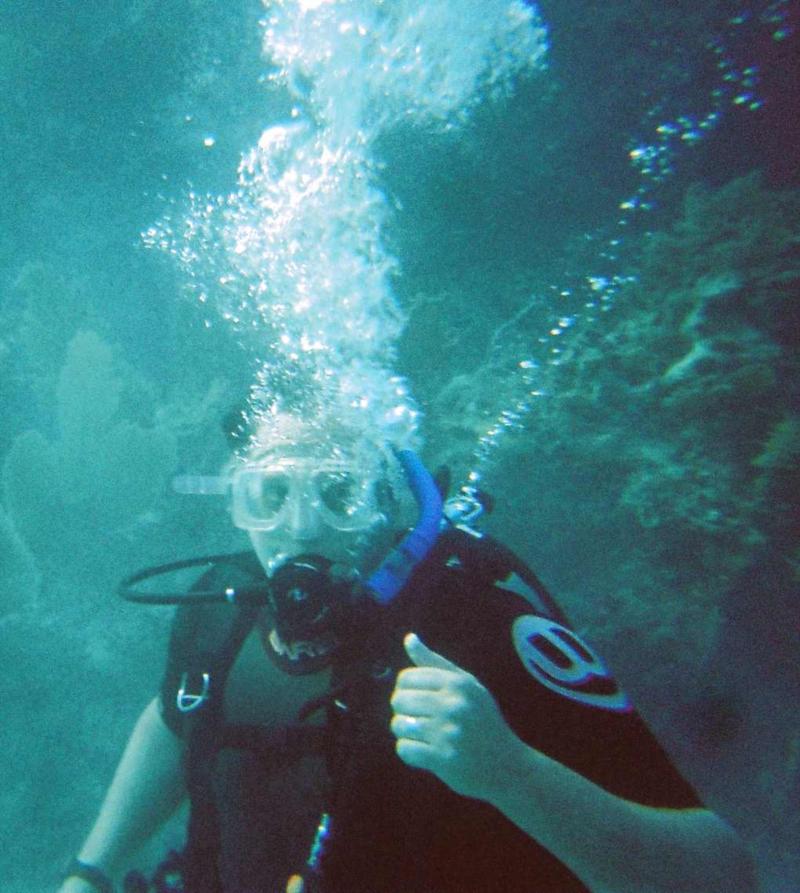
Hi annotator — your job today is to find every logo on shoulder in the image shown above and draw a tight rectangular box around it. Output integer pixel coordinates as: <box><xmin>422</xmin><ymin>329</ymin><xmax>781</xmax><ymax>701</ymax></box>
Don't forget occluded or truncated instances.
<box><xmin>512</xmin><ymin>615</ymin><xmax>632</xmax><ymax>713</ymax></box>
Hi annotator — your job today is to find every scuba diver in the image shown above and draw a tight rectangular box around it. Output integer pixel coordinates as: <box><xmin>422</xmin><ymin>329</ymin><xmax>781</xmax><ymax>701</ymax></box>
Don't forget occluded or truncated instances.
<box><xmin>59</xmin><ymin>410</ymin><xmax>757</xmax><ymax>893</ymax></box>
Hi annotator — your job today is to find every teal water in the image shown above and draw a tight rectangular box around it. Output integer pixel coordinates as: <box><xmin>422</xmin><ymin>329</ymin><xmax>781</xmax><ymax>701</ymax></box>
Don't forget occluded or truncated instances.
<box><xmin>1</xmin><ymin>1</ymin><xmax>797</xmax><ymax>890</ymax></box>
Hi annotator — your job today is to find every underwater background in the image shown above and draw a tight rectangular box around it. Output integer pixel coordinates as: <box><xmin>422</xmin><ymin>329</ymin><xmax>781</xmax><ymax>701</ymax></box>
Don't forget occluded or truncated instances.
<box><xmin>0</xmin><ymin>1</ymin><xmax>797</xmax><ymax>890</ymax></box>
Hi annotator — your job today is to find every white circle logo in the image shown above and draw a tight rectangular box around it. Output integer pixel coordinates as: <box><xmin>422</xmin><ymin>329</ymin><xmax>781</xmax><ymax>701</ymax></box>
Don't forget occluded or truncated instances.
<box><xmin>512</xmin><ymin>615</ymin><xmax>631</xmax><ymax>713</ymax></box>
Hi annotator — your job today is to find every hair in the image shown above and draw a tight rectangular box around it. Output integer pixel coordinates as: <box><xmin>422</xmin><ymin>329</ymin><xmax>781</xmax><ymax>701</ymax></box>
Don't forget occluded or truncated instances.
<box><xmin>222</xmin><ymin>404</ymin><xmax>417</xmax><ymax>526</ymax></box>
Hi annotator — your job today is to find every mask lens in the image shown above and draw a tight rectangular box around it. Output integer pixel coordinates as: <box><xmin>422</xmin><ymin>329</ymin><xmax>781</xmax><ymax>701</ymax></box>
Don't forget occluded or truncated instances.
<box><xmin>233</xmin><ymin>457</ymin><xmax>384</xmax><ymax>532</ymax></box>
<box><xmin>316</xmin><ymin>471</ymin><xmax>360</xmax><ymax>518</ymax></box>
<box><xmin>234</xmin><ymin>468</ymin><xmax>291</xmax><ymax>529</ymax></box>
<box><xmin>256</xmin><ymin>473</ymin><xmax>291</xmax><ymax>517</ymax></box>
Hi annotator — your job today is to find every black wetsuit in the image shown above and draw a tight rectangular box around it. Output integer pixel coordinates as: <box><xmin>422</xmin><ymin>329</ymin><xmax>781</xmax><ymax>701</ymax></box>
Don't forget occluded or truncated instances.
<box><xmin>160</xmin><ymin>544</ymin><xmax>701</xmax><ymax>892</ymax></box>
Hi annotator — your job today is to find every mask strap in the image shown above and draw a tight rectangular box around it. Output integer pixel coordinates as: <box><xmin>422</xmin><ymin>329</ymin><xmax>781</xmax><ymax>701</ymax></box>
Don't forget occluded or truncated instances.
<box><xmin>171</xmin><ymin>474</ymin><xmax>229</xmax><ymax>495</ymax></box>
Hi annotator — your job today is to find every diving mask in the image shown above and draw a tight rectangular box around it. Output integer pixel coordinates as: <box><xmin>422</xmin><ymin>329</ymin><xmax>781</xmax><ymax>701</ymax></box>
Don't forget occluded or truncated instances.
<box><xmin>231</xmin><ymin>456</ymin><xmax>385</xmax><ymax>533</ymax></box>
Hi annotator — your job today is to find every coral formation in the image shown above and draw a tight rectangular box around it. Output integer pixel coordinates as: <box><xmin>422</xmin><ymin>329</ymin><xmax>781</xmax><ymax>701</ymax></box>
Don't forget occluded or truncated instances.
<box><xmin>0</xmin><ymin>248</ymin><xmax>256</xmax><ymax>590</ymax></box>
<box><xmin>420</xmin><ymin>174</ymin><xmax>800</xmax><ymax>887</ymax></box>
<box><xmin>425</xmin><ymin>174</ymin><xmax>799</xmax><ymax>688</ymax></box>
<box><xmin>2</xmin><ymin>330</ymin><xmax>179</xmax><ymax>582</ymax></box>
<box><xmin>0</xmin><ymin>289</ymin><xmax>243</xmax><ymax>887</ymax></box>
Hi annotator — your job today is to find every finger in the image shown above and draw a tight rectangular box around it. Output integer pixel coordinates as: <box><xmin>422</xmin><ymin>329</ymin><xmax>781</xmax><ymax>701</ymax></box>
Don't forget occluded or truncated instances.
<box><xmin>390</xmin><ymin>713</ymin><xmax>427</xmax><ymax>741</ymax></box>
<box><xmin>390</xmin><ymin>688</ymin><xmax>441</xmax><ymax>717</ymax></box>
<box><xmin>394</xmin><ymin>666</ymin><xmax>452</xmax><ymax>691</ymax></box>
<box><xmin>404</xmin><ymin>633</ymin><xmax>461</xmax><ymax>672</ymax></box>
<box><xmin>395</xmin><ymin>737</ymin><xmax>437</xmax><ymax>770</ymax></box>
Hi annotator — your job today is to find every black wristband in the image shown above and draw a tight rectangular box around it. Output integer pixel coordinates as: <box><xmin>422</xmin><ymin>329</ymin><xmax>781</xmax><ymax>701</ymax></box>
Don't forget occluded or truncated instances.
<box><xmin>64</xmin><ymin>858</ymin><xmax>114</xmax><ymax>893</ymax></box>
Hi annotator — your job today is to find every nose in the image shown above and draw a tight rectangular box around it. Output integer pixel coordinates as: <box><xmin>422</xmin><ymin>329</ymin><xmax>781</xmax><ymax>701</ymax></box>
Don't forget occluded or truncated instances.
<box><xmin>286</xmin><ymin>494</ymin><xmax>321</xmax><ymax>540</ymax></box>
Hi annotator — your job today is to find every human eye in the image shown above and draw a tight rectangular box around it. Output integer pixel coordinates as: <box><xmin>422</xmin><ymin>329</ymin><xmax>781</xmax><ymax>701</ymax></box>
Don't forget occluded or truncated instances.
<box><xmin>317</xmin><ymin>471</ymin><xmax>359</xmax><ymax>516</ymax></box>
<box><xmin>255</xmin><ymin>473</ymin><xmax>290</xmax><ymax>516</ymax></box>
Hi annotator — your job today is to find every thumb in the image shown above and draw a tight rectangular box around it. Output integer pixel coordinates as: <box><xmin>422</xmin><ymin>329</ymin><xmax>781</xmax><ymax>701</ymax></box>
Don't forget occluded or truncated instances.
<box><xmin>404</xmin><ymin>632</ymin><xmax>460</xmax><ymax>671</ymax></box>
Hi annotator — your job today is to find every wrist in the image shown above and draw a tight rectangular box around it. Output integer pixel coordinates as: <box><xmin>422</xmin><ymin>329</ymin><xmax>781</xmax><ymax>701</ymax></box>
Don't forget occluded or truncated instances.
<box><xmin>63</xmin><ymin>858</ymin><xmax>114</xmax><ymax>893</ymax></box>
<box><xmin>486</xmin><ymin>733</ymin><xmax>542</xmax><ymax>805</ymax></box>
<box><xmin>476</xmin><ymin>729</ymin><xmax>536</xmax><ymax>805</ymax></box>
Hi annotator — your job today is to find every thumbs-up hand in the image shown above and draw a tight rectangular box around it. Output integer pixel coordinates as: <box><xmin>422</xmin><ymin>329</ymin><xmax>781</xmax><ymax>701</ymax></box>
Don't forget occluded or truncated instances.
<box><xmin>390</xmin><ymin>633</ymin><xmax>519</xmax><ymax>801</ymax></box>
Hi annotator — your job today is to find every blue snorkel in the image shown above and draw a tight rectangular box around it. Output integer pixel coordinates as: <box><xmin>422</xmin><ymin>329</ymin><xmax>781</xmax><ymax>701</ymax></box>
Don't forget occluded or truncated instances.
<box><xmin>367</xmin><ymin>449</ymin><xmax>443</xmax><ymax>605</ymax></box>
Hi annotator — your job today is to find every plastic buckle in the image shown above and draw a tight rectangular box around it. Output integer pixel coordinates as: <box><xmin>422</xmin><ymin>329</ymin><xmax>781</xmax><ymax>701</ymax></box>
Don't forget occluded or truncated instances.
<box><xmin>177</xmin><ymin>672</ymin><xmax>211</xmax><ymax>713</ymax></box>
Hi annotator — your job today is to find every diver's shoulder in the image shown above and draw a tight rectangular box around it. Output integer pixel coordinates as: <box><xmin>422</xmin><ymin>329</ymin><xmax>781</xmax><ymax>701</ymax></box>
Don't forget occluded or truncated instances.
<box><xmin>412</xmin><ymin>527</ymin><xmax>539</xmax><ymax>604</ymax></box>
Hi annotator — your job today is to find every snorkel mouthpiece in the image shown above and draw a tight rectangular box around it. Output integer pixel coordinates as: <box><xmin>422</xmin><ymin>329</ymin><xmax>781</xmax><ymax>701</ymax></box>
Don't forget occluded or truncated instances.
<box><xmin>368</xmin><ymin>449</ymin><xmax>443</xmax><ymax>604</ymax></box>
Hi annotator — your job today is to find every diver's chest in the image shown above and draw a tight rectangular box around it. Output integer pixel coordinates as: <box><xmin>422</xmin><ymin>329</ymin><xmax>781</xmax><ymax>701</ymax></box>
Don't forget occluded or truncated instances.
<box><xmin>222</xmin><ymin>629</ymin><xmax>332</xmax><ymax>726</ymax></box>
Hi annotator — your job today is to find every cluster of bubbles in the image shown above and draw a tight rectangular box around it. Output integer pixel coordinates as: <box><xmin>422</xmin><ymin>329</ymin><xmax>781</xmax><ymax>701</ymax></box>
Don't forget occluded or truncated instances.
<box><xmin>145</xmin><ymin>0</ymin><xmax>547</xmax><ymax>454</ymax></box>
<box><xmin>262</xmin><ymin>0</ymin><xmax>546</xmax><ymax>138</ymax></box>
<box><xmin>466</xmin><ymin>0</ymin><xmax>786</xmax><ymax>485</ymax></box>
<box><xmin>621</xmin><ymin>10</ymin><xmax>787</xmax><ymax>191</ymax></box>
<box><xmin>616</xmin><ymin>1</ymin><xmax>790</xmax><ymax>234</ymax></box>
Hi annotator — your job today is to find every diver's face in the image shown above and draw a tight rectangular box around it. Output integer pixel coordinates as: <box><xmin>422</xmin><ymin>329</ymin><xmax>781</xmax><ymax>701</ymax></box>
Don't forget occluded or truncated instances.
<box><xmin>232</xmin><ymin>448</ymin><xmax>396</xmax><ymax>576</ymax></box>
<box><xmin>247</xmin><ymin>514</ymin><xmax>378</xmax><ymax>577</ymax></box>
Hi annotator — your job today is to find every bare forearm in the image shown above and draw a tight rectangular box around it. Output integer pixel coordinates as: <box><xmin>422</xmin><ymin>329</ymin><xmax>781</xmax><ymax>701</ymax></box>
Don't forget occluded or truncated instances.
<box><xmin>76</xmin><ymin>697</ymin><xmax>186</xmax><ymax>878</ymax></box>
<box><xmin>490</xmin><ymin>738</ymin><xmax>757</xmax><ymax>893</ymax></box>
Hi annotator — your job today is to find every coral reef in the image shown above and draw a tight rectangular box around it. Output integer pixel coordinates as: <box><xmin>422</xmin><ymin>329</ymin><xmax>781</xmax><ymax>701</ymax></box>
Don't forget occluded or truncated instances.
<box><xmin>420</xmin><ymin>173</ymin><xmax>800</xmax><ymax>886</ymax></box>
<box><xmin>0</xmin><ymin>281</ymin><xmax>243</xmax><ymax>889</ymax></box>
<box><xmin>426</xmin><ymin>173</ymin><xmax>799</xmax><ymax>687</ymax></box>
<box><xmin>2</xmin><ymin>330</ymin><xmax>179</xmax><ymax>583</ymax></box>
<box><xmin>0</xmin><ymin>249</ymin><xmax>255</xmax><ymax>590</ymax></box>
<box><xmin>566</xmin><ymin>174</ymin><xmax>797</xmax><ymax>556</ymax></box>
